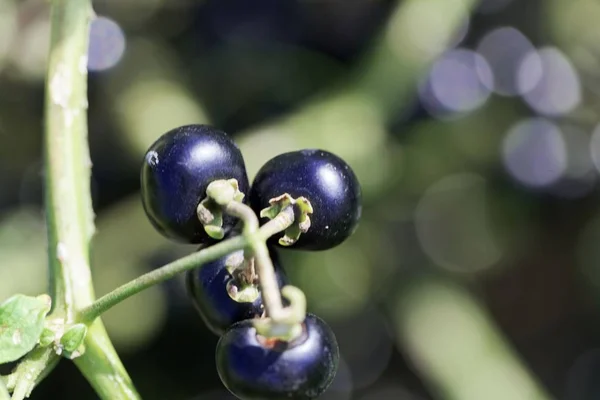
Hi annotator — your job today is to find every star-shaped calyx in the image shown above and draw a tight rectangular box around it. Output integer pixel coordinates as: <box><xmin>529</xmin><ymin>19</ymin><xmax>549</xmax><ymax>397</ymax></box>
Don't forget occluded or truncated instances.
<box><xmin>260</xmin><ymin>194</ymin><xmax>313</xmax><ymax>246</ymax></box>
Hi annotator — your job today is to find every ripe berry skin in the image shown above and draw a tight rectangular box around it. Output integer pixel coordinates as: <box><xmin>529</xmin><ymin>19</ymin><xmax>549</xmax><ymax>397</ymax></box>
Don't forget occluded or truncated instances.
<box><xmin>216</xmin><ymin>313</ymin><xmax>339</xmax><ymax>400</ymax></box>
<box><xmin>140</xmin><ymin>124</ymin><xmax>249</xmax><ymax>243</ymax></box>
<box><xmin>249</xmin><ymin>150</ymin><xmax>361</xmax><ymax>250</ymax></box>
<box><xmin>185</xmin><ymin>248</ymin><xmax>288</xmax><ymax>335</ymax></box>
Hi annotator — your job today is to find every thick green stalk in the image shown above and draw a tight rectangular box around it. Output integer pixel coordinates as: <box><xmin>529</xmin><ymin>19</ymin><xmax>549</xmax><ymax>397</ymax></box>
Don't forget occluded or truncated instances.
<box><xmin>45</xmin><ymin>0</ymin><xmax>95</xmax><ymax>318</ymax></box>
<box><xmin>44</xmin><ymin>0</ymin><xmax>139</xmax><ymax>398</ymax></box>
<box><xmin>73</xmin><ymin>322</ymin><xmax>138</xmax><ymax>399</ymax></box>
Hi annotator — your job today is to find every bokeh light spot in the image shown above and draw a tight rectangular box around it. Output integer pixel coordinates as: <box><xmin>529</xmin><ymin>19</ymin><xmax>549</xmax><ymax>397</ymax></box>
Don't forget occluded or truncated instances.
<box><xmin>587</xmin><ymin>123</ymin><xmax>600</xmax><ymax>175</ymax></box>
<box><xmin>415</xmin><ymin>173</ymin><xmax>502</xmax><ymax>273</ymax></box>
<box><xmin>518</xmin><ymin>47</ymin><xmax>581</xmax><ymax>116</ymax></box>
<box><xmin>549</xmin><ymin>125</ymin><xmax>596</xmax><ymax>199</ymax></box>
<box><xmin>502</xmin><ymin>118</ymin><xmax>567</xmax><ymax>188</ymax></box>
<box><xmin>88</xmin><ymin>16</ymin><xmax>126</xmax><ymax>72</ymax></box>
<box><xmin>419</xmin><ymin>48</ymin><xmax>493</xmax><ymax>118</ymax></box>
<box><xmin>476</xmin><ymin>27</ymin><xmax>538</xmax><ymax>96</ymax></box>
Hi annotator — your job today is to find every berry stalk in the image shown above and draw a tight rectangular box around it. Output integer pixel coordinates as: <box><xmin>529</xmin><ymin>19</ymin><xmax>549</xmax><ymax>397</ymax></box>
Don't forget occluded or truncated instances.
<box><xmin>224</xmin><ymin>201</ymin><xmax>285</xmax><ymax>319</ymax></box>
<box><xmin>78</xmin><ymin>235</ymin><xmax>247</xmax><ymax>323</ymax></box>
<box><xmin>79</xmin><ymin>193</ymin><xmax>302</xmax><ymax>338</ymax></box>
<box><xmin>221</xmin><ymin>197</ymin><xmax>306</xmax><ymax>339</ymax></box>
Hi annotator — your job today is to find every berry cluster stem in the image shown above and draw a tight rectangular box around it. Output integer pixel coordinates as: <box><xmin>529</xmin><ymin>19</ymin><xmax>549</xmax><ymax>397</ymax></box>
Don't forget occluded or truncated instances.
<box><xmin>79</xmin><ymin>200</ymin><xmax>298</xmax><ymax>324</ymax></box>
<box><xmin>224</xmin><ymin>201</ymin><xmax>285</xmax><ymax>319</ymax></box>
<box><xmin>79</xmin><ymin>235</ymin><xmax>247</xmax><ymax>322</ymax></box>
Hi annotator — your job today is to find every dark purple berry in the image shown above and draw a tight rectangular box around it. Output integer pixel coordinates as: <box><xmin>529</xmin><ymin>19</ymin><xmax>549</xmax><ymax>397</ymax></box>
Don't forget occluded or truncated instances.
<box><xmin>140</xmin><ymin>124</ymin><xmax>249</xmax><ymax>243</ymax></box>
<box><xmin>216</xmin><ymin>313</ymin><xmax>339</xmax><ymax>399</ymax></box>
<box><xmin>249</xmin><ymin>150</ymin><xmax>361</xmax><ymax>250</ymax></box>
<box><xmin>186</xmin><ymin>247</ymin><xmax>287</xmax><ymax>335</ymax></box>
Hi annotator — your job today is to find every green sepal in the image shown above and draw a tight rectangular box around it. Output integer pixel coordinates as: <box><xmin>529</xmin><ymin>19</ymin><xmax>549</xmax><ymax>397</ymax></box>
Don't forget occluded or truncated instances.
<box><xmin>206</xmin><ymin>179</ymin><xmax>245</xmax><ymax>205</ymax></box>
<box><xmin>0</xmin><ymin>294</ymin><xmax>51</xmax><ymax>364</ymax></box>
<box><xmin>197</xmin><ymin>179</ymin><xmax>245</xmax><ymax>240</ymax></box>
<box><xmin>226</xmin><ymin>281</ymin><xmax>260</xmax><ymax>303</ymax></box>
<box><xmin>252</xmin><ymin>286</ymin><xmax>306</xmax><ymax>341</ymax></box>
<box><xmin>224</xmin><ymin>251</ymin><xmax>245</xmax><ymax>275</ymax></box>
<box><xmin>197</xmin><ymin>199</ymin><xmax>224</xmax><ymax>239</ymax></box>
<box><xmin>253</xmin><ymin>318</ymin><xmax>303</xmax><ymax>342</ymax></box>
<box><xmin>260</xmin><ymin>194</ymin><xmax>313</xmax><ymax>246</ymax></box>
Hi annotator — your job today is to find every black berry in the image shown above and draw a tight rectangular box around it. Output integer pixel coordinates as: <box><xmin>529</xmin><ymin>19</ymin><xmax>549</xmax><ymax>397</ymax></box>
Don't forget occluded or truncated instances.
<box><xmin>140</xmin><ymin>124</ymin><xmax>249</xmax><ymax>243</ymax></box>
<box><xmin>216</xmin><ymin>313</ymin><xmax>339</xmax><ymax>399</ymax></box>
<box><xmin>186</xmin><ymin>247</ymin><xmax>288</xmax><ymax>335</ymax></box>
<box><xmin>249</xmin><ymin>150</ymin><xmax>361</xmax><ymax>250</ymax></box>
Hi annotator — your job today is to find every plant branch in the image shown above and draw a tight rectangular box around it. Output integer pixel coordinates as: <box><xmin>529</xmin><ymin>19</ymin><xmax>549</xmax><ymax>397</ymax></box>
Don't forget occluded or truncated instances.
<box><xmin>79</xmin><ymin>235</ymin><xmax>247</xmax><ymax>323</ymax></box>
<box><xmin>9</xmin><ymin>347</ymin><xmax>59</xmax><ymax>400</ymax></box>
<box><xmin>73</xmin><ymin>322</ymin><xmax>138</xmax><ymax>399</ymax></box>
<box><xmin>44</xmin><ymin>0</ymin><xmax>95</xmax><ymax>318</ymax></box>
<box><xmin>79</xmin><ymin>199</ymin><xmax>299</xmax><ymax>325</ymax></box>
<box><xmin>44</xmin><ymin>0</ymin><xmax>139</xmax><ymax>399</ymax></box>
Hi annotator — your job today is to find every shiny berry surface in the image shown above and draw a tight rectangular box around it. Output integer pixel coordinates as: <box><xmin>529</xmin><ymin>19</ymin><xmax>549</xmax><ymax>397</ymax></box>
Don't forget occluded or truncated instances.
<box><xmin>249</xmin><ymin>149</ymin><xmax>361</xmax><ymax>250</ymax></box>
<box><xmin>216</xmin><ymin>313</ymin><xmax>339</xmax><ymax>399</ymax></box>
<box><xmin>186</xmin><ymin>247</ymin><xmax>287</xmax><ymax>335</ymax></box>
<box><xmin>140</xmin><ymin>124</ymin><xmax>249</xmax><ymax>243</ymax></box>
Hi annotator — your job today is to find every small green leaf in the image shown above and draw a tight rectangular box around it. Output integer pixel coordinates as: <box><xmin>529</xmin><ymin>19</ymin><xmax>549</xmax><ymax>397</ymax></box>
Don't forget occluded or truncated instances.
<box><xmin>206</xmin><ymin>179</ymin><xmax>244</xmax><ymax>205</ymax></box>
<box><xmin>60</xmin><ymin>324</ymin><xmax>87</xmax><ymax>353</ymax></box>
<box><xmin>0</xmin><ymin>294</ymin><xmax>51</xmax><ymax>364</ymax></box>
<box><xmin>38</xmin><ymin>328</ymin><xmax>55</xmax><ymax>348</ymax></box>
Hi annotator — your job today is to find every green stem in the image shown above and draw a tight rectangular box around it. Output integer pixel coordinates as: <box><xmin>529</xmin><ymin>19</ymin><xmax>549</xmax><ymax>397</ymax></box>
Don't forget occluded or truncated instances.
<box><xmin>45</xmin><ymin>0</ymin><xmax>95</xmax><ymax>318</ymax></box>
<box><xmin>44</xmin><ymin>0</ymin><xmax>139</xmax><ymax>398</ymax></box>
<box><xmin>225</xmin><ymin>202</ymin><xmax>284</xmax><ymax>319</ymax></box>
<box><xmin>0</xmin><ymin>377</ymin><xmax>9</xmax><ymax>400</ymax></box>
<box><xmin>80</xmin><ymin>201</ymin><xmax>299</xmax><ymax>324</ymax></box>
<box><xmin>73</xmin><ymin>321</ymin><xmax>138</xmax><ymax>399</ymax></box>
<box><xmin>79</xmin><ymin>235</ymin><xmax>247</xmax><ymax>323</ymax></box>
<box><xmin>258</xmin><ymin>206</ymin><xmax>295</xmax><ymax>242</ymax></box>
<box><xmin>9</xmin><ymin>347</ymin><xmax>59</xmax><ymax>400</ymax></box>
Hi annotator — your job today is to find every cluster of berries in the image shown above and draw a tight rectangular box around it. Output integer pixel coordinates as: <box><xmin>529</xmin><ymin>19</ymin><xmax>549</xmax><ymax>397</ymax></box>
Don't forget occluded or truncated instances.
<box><xmin>140</xmin><ymin>125</ymin><xmax>361</xmax><ymax>399</ymax></box>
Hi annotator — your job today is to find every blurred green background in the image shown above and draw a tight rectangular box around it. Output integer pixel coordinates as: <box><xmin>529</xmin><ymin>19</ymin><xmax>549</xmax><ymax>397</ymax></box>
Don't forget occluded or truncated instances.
<box><xmin>2</xmin><ymin>0</ymin><xmax>600</xmax><ymax>398</ymax></box>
